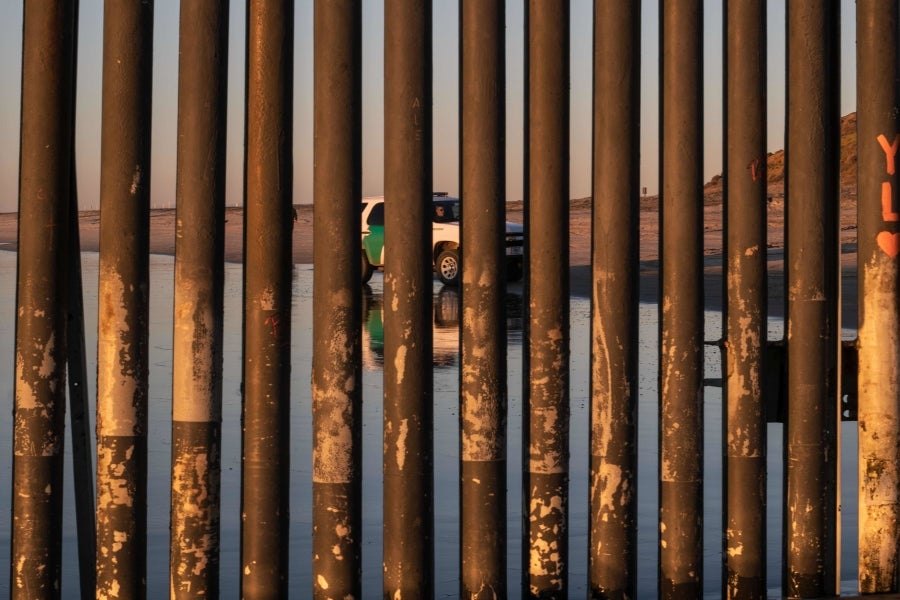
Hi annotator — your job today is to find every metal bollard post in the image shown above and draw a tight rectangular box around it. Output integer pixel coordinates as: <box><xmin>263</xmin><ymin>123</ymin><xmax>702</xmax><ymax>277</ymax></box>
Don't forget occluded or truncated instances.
<box><xmin>589</xmin><ymin>1</ymin><xmax>640</xmax><ymax>597</ymax></box>
<box><xmin>382</xmin><ymin>0</ymin><xmax>434</xmax><ymax>596</ymax></box>
<box><xmin>95</xmin><ymin>1</ymin><xmax>154</xmax><ymax>597</ymax></box>
<box><xmin>12</xmin><ymin>2</ymin><xmax>77</xmax><ymax>597</ymax></box>
<box><xmin>241</xmin><ymin>0</ymin><xmax>295</xmax><ymax>597</ymax></box>
<box><xmin>169</xmin><ymin>1</ymin><xmax>229</xmax><ymax>597</ymax></box>
<box><xmin>523</xmin><ymin>1</ymin><xmax>570</xmax><ymax>596</ymax></box>
<box><xmin>659</xmin><ymin>1</ymin><xmax>704</xmax><ymax>597</ymax></box>
<box><xmin>460</xmin><ymin>0</ymin><xmax>508</xmax><ymax>597</ymax></box>
<box><xmin>856</xmin><ymin>0</ymin><xmax>900</xmax><ymax>592</ymax></box>
<box><xmin>311</xmin><ymin>0</ymin><xmax>363</xmax><ymax>597</ymax></box>
<box><xmin>723</xmin><ymin>1</ymin><xmax>768</xmax><ymax>597</ymax></box>
<box><xmin>783</xmin><ymin>1</ymin><xmax>841</xmax><ymax>596</ymax></box>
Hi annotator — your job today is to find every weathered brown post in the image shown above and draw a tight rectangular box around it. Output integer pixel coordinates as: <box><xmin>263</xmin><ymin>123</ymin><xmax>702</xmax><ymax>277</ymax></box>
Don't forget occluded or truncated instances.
<box><xmin>169</xmin><ymin>0</ymin><xmax>229</xmax><ymax>597</ymax></box>
<box><xmin>857</xmin><ymin>0</ymin><xmax>900</xmax><ymax>592</ymax></box>
<box><xmin>383</xmin><ymin>0</ymin><xmax>434</xmax><ymax>596</ymax></box>
<box><xmin>311</xmin><ymin>0</ymin><xmax>363</xmax><ymax>597</ymax></box>
<box><xmin>723</xmin><ymin>1</ymin><xmax>767</xmax><ymax>597</ymax></box>
<box><xmin>95</xmin><ymin>1</ymin><xmax>154</xmax><ymax>597</ymax></box>
<box><xmin>659</xmin><ymin>1</ymin><xmax>704</xmax><ymax>597</ymax></box>
<box><xmin>522</xmin><ymin>1</ymin><xmax>570</xmax><ymax>597</ymax></box>
<box><xmin>241</xmin><ymin>0</ymin><xmax>294</xmax><ymax>597</ymax></box>
<box><xmin>783</xmin><ymin>1</ymin><xmax>841</xmax><ymax>597</ymax></box>
<box><xmin>12</xmin><ymin>2</ymin><xmax>77</xmax><ymax>597</ymax></box>
<box><xmin>460</xmin><ymin>0</ymin><xmax>507</xmax><ymax>596</ymax></box>
<box><xmin>589</xmin><ymin>1</ymin><xmax>640</xmax><ymax>598</ymax></box>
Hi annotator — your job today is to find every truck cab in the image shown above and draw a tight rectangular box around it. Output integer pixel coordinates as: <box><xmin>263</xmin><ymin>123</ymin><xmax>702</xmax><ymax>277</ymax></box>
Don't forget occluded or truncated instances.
<box><xmin>360</xmin><ymin>194</ymin><xmax>524</xmax><ymax>286</ymax></box>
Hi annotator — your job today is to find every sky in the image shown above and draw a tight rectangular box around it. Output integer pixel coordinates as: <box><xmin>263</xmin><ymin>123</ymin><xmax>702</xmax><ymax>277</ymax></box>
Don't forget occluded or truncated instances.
<box><xmin>0</xmin><ymin>0</ymin><xmax>857</xmax><ymax>213</ymax></box>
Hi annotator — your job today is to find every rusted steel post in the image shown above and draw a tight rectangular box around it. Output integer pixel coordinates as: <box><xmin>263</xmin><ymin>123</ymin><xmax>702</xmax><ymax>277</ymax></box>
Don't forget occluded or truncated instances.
<box><xmin>95</xmin><ymin>1</ymin><xmax>153</xmax><ymax>597</ymax></box>
<box><xmin>241</xmin><ymin>0</ymin><xmax>294</xmax><ymax>596</ymax></box>
<box><xmin>12</xmin><ymin>2</ymin><xmax>77</xmax><ymax>597</ymax></box>
<box><xmin>460</xmin><ymin>0</ymin><xmax>507</xmax><ymax>597</ymax></box>
<box><xmin>383</xmin><ymin>1</ymin><xmax>434</xmax><ymax>596</ymax></box>
<box><xmin>783</xmin><ymin>2</ymin><xmax>841</xmax><ymax>597</ymax></box>
<box><xmin>723</xmin><ymin>1</ymin><xmax>767</xmax><ymax>597</ymax></box>
<box><xmin>311</xmin><ymin>0</ymin><xmax>363</xmax><ymax>598</ymax></box>
<box><xmin>522</xmin><ymin>1</ymin><xmax>570</xmax><ymax>597</ymax></box>
<box><xmin>856</xmin><ymin>0</ymin><xmax>900</xmax><ymax>592</ymax></box>
<box><xmin>589</xmin><ymin>1</ymin><xmax>640</xmax><ymax>598</ymax></box>
<box><xmin>169</xmin><ymin>0</ymin><xmax>229</xmax><ymax>597</ymax></box>
<box><xmin>659</xmin><ymin>1</ymin><xmax>704</xmax><ymax>597</ymax></box>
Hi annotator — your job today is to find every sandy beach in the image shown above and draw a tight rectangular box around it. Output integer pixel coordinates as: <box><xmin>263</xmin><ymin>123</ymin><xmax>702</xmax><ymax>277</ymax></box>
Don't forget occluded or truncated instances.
<box><xmin>0</xmin><ymin>195</ymin><xmax>861</xmax><ymax>328</ymax></box>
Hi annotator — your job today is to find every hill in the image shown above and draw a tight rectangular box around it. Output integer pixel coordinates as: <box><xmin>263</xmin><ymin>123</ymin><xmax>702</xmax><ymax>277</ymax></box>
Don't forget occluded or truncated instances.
<box><xmin>704</xmin><ymin>111</ymin><xmax>857</xmax><ymax>198</ymax></box>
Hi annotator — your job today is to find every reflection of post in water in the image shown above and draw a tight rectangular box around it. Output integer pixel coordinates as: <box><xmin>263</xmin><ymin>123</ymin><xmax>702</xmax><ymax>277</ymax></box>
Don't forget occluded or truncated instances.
<box><xmin>311</xmin><ymin>0</ymin><xmax>363</xmax><ymax>597</ymax></box>
<box><xmin>460</xmin><ymin>0</ymin><xmax>508</xmax><ymax>594</ymax></box>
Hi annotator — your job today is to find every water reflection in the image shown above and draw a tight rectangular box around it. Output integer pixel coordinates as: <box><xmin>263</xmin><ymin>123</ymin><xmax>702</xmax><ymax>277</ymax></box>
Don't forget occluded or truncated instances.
<box><xmin>0</xmin><ymin>254</ymin><xmax>864</xmax><ymax>597</ymax></box>
<box><xmin>361</xmin><ymin>284</ymin><xmax>524</xmax><ymax>370</ymax></box>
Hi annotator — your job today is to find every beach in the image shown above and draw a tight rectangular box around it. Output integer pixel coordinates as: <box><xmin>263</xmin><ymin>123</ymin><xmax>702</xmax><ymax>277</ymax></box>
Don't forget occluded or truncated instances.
<box><xmin>0</xmin><ymin>194</ymin><xmax>861</xmax><ymax>328</ymax></box>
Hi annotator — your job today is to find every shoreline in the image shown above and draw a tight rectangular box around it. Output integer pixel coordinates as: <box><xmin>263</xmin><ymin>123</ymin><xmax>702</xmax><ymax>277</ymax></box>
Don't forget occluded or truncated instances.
<box><xmin>0</xmin><ymin>201</ymin><xmax>860</xmax><ymax>329</ymax></box>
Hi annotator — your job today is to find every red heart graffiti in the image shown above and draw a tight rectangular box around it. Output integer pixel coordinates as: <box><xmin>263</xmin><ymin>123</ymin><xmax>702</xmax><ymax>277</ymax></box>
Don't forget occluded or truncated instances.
<box><xmin>877</xmin><ymin>231</ymin><xmax>900</xmax><ymax>258</ymax></box>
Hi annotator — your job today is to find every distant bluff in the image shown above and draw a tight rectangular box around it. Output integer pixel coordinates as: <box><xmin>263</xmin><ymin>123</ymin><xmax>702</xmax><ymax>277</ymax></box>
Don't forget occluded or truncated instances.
<box><xmin>704</xmin><ymin>111</ymin><xmax>857</xmax><ymax>198</ymax></box>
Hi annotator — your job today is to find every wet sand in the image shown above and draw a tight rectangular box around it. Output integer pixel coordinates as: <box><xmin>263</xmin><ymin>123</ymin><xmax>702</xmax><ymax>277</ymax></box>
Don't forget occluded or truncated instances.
<box><xmin>0</xmin><ymin>196</ymin><xmax>860</xmax><ymax>328</ymax></box>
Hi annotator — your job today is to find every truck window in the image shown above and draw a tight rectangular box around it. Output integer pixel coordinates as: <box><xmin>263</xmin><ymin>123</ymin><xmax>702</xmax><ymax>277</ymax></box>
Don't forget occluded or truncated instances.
<box><xmin>367</xmin><ymin>202</ymin><xmax>385</xmax><ymax>226</ymax></box>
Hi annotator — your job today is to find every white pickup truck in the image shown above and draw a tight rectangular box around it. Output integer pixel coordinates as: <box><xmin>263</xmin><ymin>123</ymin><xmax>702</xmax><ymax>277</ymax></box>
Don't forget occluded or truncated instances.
<box><xmin>360</xmin><ymin>194</ymin><xmax>524</xmax><ymax>286</ymax></box>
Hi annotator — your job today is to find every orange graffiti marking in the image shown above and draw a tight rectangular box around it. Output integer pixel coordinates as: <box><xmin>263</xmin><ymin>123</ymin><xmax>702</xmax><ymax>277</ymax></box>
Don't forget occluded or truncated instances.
<box><xmin>749</xmin><ymin>157</ymin><xmax>764</xmax><ymax>182</ymax></box>
<box><xmin>883</xmin><ymin>182</ymin><xmax>900</xmax><ymax>221</ymax></box>
<box><xmin>877</xmin><ymin>231</ymin><xmax>900</xmax><ymax>258</ymax></box>
<box><xmin>265</xmin><ymin>314</ymin><xmax>281</xmax><ymax>338</ymax></box>
<box><xmin>878</xmin><ymin>133</ymin><xmax>900</xmax><ymax>175</ymax></box>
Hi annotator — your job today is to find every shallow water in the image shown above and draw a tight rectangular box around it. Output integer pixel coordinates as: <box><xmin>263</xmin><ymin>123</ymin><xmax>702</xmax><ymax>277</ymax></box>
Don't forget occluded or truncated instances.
<box><xmin>0</xmin><ymin>251</ymin><xmax>861</xmax><ymax>597</ymax></box>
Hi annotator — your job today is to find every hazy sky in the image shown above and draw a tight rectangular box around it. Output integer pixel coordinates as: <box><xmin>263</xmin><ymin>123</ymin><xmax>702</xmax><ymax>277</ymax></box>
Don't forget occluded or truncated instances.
<box><xmin>0</xmin><ymin>1</ymin><xmax>856</xmax><ymax>212</ymax></box>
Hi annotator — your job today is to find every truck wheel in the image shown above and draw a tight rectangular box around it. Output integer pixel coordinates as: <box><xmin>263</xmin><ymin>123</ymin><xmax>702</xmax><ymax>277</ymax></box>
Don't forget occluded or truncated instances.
<box><xmin>362</xmin><ymin>251</ymin><xmax>374</xmax><ymax>283</ymax></box>
<box><xmin>436</xmin><ymin>248</ymin><xmax>460</xmax><ymax>286</ymax></box>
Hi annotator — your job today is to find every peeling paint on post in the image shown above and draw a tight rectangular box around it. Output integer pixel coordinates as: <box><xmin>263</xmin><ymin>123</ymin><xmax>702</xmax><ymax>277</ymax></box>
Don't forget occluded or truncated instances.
<box><xmin>12</xmin><ymin>2</ymin><xmax>77</xmax><ymax>597</ymax></box>
<box><xmin>783</xmin><ymin>2</ymin><xmax>841</xmax><ymax>597</ymax></box>
<box><xmin>95</xmin><ymin>1</ymin><xmax>153</xmax><ymax>598</ymax></box>
<box><xmin>659</xmin><ymin>1</ymin><xmax>704</xmax><ymax>597</ymax></box>
<box><xmin>723</xmin><ymin>1</ymin><xmax>767</xmax><ymax>598</ymax></box>
<box><xmin>169</xmin><ymin>0</ymin><xmax>228</xmax><ymax>597</ymax></box>
<box><xmin>589</xmin><ymin>2</ymin><xmax>640</xmax><ymax>598</ymax></box>
<box><xmin>857</xmin><ymin>0</ymin><xmax>900</xmax><ymax>592</ymax></box>
<box><xmin>460</xmin><ymin>0</ymin><xmax>508</xmax><ymax>597</ymax></box>
<box><xmin>523</xmin><ymin>2</ymin><xmax>570</xmax><ymax>597</ymax></box>
<box><xmin>383</xmin><ymin>1</ymin><xmax>435</xmax><ymax>596</ymax></box>
<box><xmin>312</xmin><ymin>0</ymin><xmax>363</xmax><ymax>598</ymax></box>
<box><xmin>240</xmin><ymin>0</ymin><xmax>294</xmax><ymax>597</ymax></box>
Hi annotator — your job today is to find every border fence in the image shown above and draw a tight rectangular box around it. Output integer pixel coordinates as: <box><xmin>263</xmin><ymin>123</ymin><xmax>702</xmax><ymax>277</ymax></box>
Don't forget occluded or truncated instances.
<box><xmin>8</xmin><ymin>1</ymin><xmax>900</xmax><ymax>598</ymax></box>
